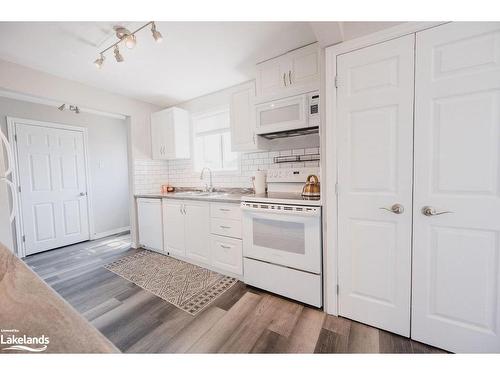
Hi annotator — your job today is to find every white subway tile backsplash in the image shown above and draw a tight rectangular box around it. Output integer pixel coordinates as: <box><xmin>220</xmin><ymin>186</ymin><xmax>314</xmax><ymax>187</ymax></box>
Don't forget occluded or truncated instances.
<box><xmin>133</xmin><ymin>146</ymin><xmax>320</xmax><ymax>192</ymax></box>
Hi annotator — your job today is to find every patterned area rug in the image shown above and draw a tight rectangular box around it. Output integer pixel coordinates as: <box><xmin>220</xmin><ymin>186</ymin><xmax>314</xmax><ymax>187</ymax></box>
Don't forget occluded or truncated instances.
<box><xmin>104</xmin><ymin>250</ymin><xmax>237</xmax><ymax>315</ymax></box>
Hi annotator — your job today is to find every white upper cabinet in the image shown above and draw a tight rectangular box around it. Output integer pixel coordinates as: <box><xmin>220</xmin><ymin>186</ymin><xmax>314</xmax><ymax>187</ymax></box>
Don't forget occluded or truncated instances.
<box><xmin>255</xmin><ymin>42</ymin><xmax>320</xmax><ymax>102</ymax></box>
<box><xmin>151</xmin><ymin>107</ymin><xmax>190</xmax><ymax>160</ymax></box>
<box><xmin>229</xmin><ymin>81</ymin><xmax>268</xmax><ymax>152</ymax></box>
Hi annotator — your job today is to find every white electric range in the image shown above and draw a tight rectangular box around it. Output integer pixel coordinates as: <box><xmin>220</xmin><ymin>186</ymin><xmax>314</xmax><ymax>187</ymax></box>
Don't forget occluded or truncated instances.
<box><xmin>240</xmin><ymin>167</ymin><xmax>323</xmax><ymax>307</ymax></box>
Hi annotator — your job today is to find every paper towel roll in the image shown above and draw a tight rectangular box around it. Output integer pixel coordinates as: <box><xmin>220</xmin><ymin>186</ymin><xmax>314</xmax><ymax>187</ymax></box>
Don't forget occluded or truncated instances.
<box><xmin>253</xmin><ymin>170</ymin><xmax>267</xmax><ymax>194</ymax></box>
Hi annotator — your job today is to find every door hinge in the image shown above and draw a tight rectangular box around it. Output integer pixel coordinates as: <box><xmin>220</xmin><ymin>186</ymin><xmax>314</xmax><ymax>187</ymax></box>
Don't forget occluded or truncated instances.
<box><xmin>336</xmin><ymin>284</ymin><xmax>340</xmax><ymax>295</ymax></box>
<box><xmin>18</xmin><ymin>186</ymin><xmax>21</xmax><ymax>193</ymax></box>
<box><xmin>334</xmin><ymin>75</ymin><xmax>338</xmax><ymax>88</ymax></box>
<box><xmin>334</xmin><ymin>183</ymin><xmax>339</xmax><ymax>195</ymax></box>
<box><xmin>22</xmin><ymin>235</ymin><xmax>25</xmax><ymax>242</ymax></box>
<box><xmin>14</xmin><ymin>134</ymin><xmax>17</xmax><ymax>142</ymax></box>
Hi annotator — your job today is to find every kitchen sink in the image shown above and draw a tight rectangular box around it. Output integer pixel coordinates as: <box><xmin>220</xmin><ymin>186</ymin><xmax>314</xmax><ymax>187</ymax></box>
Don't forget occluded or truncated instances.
<box><xmin>174</xmin><ymin>191</ymin><xmax>211</xmax><ymax>196</ymax></box>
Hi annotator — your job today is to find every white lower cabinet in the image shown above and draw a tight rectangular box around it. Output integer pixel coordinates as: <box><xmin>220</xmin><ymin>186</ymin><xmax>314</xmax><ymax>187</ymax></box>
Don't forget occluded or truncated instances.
<box><xmin>162</xmin><ymin>199</ymin><xmax>210</xmax><ymax>265</ymax></box>
<box><xmin>137</xmin><ymin>199</ymin><xmax>244</xmax><ymax>279</ymax></box>
<box><xmin>211</xmin><ymin>235</ymin><xmax>243</xmax><ymax>275</ymax></box>
<box><xmin>162</xmin><ymin>200</ymin><xmax>186</xmax><ymax>258</ymax></box>
<box><xmin>137</xmin><ymin>198</ymin><xmax>163</xmax><ymax>252</ymax></box>
<box><xmin>184</xmin><ymin>201</ymin><xmax>211</xmax><ymax>264</ymax></box>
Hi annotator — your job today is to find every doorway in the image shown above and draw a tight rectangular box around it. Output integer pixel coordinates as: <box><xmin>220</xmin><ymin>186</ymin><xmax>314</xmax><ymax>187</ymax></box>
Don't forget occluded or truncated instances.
<box><xmin>9</xmin><ymin>117</ymin><xmax>92</xmax><ymax>256</ymax></box>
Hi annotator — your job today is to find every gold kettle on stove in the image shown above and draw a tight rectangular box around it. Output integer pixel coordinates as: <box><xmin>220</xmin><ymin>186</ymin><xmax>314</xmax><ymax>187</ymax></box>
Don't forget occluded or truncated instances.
<box><xmin>302</xmin><ymin>175</ymin><xmax>320</xmax><ymax>197</ymax></box>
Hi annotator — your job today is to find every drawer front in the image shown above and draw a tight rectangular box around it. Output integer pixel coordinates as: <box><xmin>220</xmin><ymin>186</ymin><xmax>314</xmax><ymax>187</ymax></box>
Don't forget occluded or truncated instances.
<box><xmin>210</xmin><ymin>203</ymin><xmax>242</xmax><ymax>221</ymax></box>
<box><xmin>211</xmin><ymin>235</ymin><xmax>242</xmax><ymax>275</ymax></box>
<box><xmin>244</xmin><ymin>257</ymin><xmax>322</xmax><ymax>307</ymax></box>
<box><xmin>211</xmin><ymin>218</ymin><xmax>242</xmax><ymax>239</ymax></box>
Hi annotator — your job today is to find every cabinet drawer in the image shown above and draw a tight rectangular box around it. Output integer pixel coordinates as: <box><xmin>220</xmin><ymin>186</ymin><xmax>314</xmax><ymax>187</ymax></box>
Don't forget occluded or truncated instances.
<box><xmin>210</xmin><ymin>218</ymin><xmax>242</xmax><ymax>239</ymax></box>
<box><xmin>210</xmin><ymin>203</ymin><xmax>241</xmax><ymax>221</ymax></box>
<box><xmin>211</xmin><ymin>235</ymin><xmax>242</xmax><ymax>275</ymax></box>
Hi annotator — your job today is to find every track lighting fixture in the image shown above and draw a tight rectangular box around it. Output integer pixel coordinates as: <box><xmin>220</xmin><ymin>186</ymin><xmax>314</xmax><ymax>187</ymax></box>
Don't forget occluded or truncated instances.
<box><xmin>58</xmin><ymin>103</ymin><xmax>80</xmax><ymax>114</ymax></box>
<box><xmin>114</xmin><ymin>45</ymin><xmax>124</xmax><ymax>63</ymax></box>
<box><xmin>93</xmin><ymin>21</ymin><xmax>163</xmax><ymax>68</ymax></box>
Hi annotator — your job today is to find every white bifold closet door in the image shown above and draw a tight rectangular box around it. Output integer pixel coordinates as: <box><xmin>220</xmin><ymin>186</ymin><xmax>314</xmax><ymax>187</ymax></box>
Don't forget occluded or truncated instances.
<box><xmin>412</xmin><ymin>22</ymin><xmax>500</xmax><ymax>353</ymax></box>
<box><xmin>336</xmin><ymin>34</ymin><xmax>415</xmax><ymax>337</ymax></box>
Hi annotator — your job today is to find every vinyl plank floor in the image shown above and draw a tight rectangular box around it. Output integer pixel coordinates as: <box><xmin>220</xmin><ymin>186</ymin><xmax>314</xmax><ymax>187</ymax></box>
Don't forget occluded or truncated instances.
<box><xmin>25</xmin><ymin>234</ymin><xmax>446</xmax><ymax>354</ymax></box>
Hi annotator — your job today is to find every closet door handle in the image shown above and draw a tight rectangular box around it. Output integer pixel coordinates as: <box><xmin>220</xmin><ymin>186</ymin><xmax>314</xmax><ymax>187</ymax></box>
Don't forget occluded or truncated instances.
<box><xmin>379</xmin><ymin>203</ymin><xmax>404</xmax><ymax>214</ymax></box>
<box><xmin>421</xmin><ymin>206</ymin><xmax>453</xmax><ymax>217</ymax></box>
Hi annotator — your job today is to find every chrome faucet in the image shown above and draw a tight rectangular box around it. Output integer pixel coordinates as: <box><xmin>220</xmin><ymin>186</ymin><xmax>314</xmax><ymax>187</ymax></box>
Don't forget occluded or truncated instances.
<box><xmin>200</xmin><ymin>167</ymin><xmax>214</xmax><ymax>192</ymax></box>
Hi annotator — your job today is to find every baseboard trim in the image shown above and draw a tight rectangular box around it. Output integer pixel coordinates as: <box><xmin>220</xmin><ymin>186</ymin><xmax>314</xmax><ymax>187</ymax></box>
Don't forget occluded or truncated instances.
<box><xmin>92</xmin><ymin>226</ymin><xmax>130</xmax><ymax>240</ymax></box>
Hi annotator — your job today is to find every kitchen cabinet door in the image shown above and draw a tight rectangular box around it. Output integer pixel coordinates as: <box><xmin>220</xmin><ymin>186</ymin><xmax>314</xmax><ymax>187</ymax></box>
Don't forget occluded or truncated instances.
<box><xmin>137</xmin><ymin>198</ymin><xmax>163</xmax><ymax>252</ymax></box>
<box><xmin>287</xmin><ymin>43</ymin><xmax>320</xmax><ymax>90</ymax></box>
<box><xmin>184</xmin><ymin>201</ymin><xmax>211</xmax><ymax>265</ymax></box>
<box><xmin>151</xmin><ymin>110</ymin><xmax>170</xmax><ymax>160</ymax></box>
<box><xmin>151</xmin><ymin>107</ymin><xmax>190</xmax><ymax>160</ymax></box>
<box><xmin>162</xmin><ymin>199</ymin><xmax>185</xmax><ymax>257</ymax></box>
<box><xmin>255</xmin><ymin>57</ymin><xmax>287</xmax><ymax>98</ymax></box>
<box><xmin>230</xmin><ymin>81</ymin><xmax>268</xmax><ymax>152</ymax></box>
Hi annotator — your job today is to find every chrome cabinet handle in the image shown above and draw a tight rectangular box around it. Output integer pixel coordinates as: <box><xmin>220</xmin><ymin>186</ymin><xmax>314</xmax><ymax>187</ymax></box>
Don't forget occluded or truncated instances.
<box><xmin>288</xmin><ymin>70</ymin><xmax>292</xmax><ymax>85</ymax></box>
<box><xmin>421</xmin><ymin>206</ymin><xmax>452</xmax><ymax>217</ymax></box>
<box><xmin>183</xmin><ymin>205</ymin><xmax>187</xmax><ymax>215</ymax></box>
<box><xmin>283</xmin><ymin>73</ymin><xmax>287</xmax><ymax>87</ymax></box>
<box><xmin>220</xmin><ymin>225</ymin><xmax>231</xmax><ymax>229</ymax></box>
<box><xmin>220</xmin><ymin>244</ymin><xmax>231</xmax><ymax>249</ymax></box>
<box><xmin>219</xmin><ymin>208</ymin><xmax>230</xmax><ymax>212</ymax></box>
<box><xmin>253</xmin><ymin>132</ymin><xmax>256</xmax><ymax>144</ymax></box>
<box><xmin>379</xmin><ymin>203</ymin><xmax>404</xmax><ymax>214</ymax></box>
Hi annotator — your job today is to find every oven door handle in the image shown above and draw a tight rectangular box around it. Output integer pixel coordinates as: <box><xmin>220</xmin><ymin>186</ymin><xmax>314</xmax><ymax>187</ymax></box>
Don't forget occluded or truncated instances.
<box><xmin>240</xmin><ymin>204</ymin><xmax>320</xmax><ymax>217</ymax></box>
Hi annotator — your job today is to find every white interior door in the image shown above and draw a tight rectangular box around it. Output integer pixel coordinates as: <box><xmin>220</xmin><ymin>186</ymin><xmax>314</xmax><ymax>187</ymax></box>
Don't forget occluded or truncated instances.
<box><xmin>412</xmin><ymin>22</ymin><xmax>500</xmax><ymax>353</ymax></box>
<box><xmin>15</xmin><ymin>121</ymin><xmax>90</xmax><ymax>255</ymax></box>
<box><xmin>337</xmin><ymin>34</ymin><xmax>415</xmax><ymax>336</ymax></box>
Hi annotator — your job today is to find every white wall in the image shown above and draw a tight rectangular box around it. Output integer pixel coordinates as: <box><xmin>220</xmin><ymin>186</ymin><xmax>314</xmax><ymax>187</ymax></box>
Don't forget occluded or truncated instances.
<box><xmin>0</xmin><ymin>59</ymin><xmax>160</xmax><ymax>250</ymax></box>
<box><xmin>0</xmin><ymin>96</ymin><xmax>130</xmax><ymax>241</ymax></box>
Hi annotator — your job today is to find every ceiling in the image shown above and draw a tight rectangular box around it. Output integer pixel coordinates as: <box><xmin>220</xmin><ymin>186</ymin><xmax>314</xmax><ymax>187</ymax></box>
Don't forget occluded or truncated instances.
<box><xmin>0</xmin><ymin>22</ymin><xmax>401</xmax><ymax>107</ymax></box>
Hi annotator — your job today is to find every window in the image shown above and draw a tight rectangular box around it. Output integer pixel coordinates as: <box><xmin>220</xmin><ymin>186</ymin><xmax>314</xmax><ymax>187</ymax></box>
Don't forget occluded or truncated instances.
<box><xmin>192</xmin><ymin>108</ymin><xmax>238</xmax><ymax>172</ymax></box>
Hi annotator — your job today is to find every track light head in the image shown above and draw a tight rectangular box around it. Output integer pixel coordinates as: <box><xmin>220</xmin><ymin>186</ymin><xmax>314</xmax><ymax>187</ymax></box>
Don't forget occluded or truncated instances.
<box><xmin>151</xmin><ymin>22</ymin><xmax>163</xmax><ymax>43</ymax></box>
<box><xmin>94</xmin><ymin>54</ymin><xmax>105</xmax><ymax>69</ymax></box>
<box><xmin>114</xmin><ymin>46</ymin><xmax>124</xmax><ymax>62</ymax></box>
<box><xmin>69</xmin><ymin>105</ymin><xmax>80</xmax><ymax>114</ymax></box>
<box><xmin>58</xmin><ymin>104</ymin><xmax>65</xmax><ymax>111</ymax></box>
<box><xmin>125</xmin><ymin>34</ymin><xmax>137</xmax><ymax>49</ymax></box>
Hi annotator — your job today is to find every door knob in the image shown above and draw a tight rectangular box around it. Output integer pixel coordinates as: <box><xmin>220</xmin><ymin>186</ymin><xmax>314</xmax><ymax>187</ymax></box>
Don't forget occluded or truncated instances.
<box><xmin>421</xmin><ymin>206</ymin><xmax>452</xmax><ymax>216</ymax></box>
<box><xmin>379</xmin><ymin>203</ymin><xmax>404</xmax><ymax>214</ymax></box>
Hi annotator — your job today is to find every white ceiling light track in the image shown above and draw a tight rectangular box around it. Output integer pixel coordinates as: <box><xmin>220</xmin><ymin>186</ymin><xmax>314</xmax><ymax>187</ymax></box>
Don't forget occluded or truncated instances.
<box><xmin>94</xmin><ymin>21</ymin><xmax>163</xmax><ymax>68</ymax></box>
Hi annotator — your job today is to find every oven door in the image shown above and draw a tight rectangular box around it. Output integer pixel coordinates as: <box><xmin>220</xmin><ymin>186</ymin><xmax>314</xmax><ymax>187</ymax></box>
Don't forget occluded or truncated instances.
<box><xmin>255</xmin><ymin>94</ymin><xmax>308</xmax><ymax>134</ymax></box>
<box><xmin>241</xmin><ymin>203</ymin><xmax>321</xmax><ymax>274</ymax></box>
